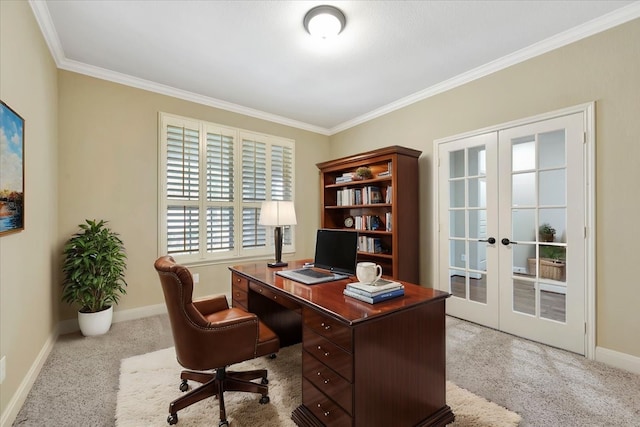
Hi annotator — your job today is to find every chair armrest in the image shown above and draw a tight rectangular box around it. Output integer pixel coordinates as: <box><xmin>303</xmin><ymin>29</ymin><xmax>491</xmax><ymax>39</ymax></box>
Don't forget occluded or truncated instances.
<box><xmin>193</xmin><ymin>294</ymin><xmax>229</xmax><ymax>315</ymax></box>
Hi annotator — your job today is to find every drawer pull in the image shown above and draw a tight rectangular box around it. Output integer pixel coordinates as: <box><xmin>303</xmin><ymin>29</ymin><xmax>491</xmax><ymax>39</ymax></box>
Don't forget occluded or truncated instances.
<box><xmin>317</xmin><ymin>403</ymin><xmax>330</xmax><ymax>417</ymax></box>
<box><xmin>320</xmin><ymin>322</ymin><xmax>331</xmax><ymax>330</ymax></box>
<box><xmin>317</xmin><ymin>345</ymin><xmax>329</xmax><ymax>357</ymax></box>
<box><xmin>317</xmin><ymin>371</ymin><xmax>330</xmax><ymax>384</ymax></box>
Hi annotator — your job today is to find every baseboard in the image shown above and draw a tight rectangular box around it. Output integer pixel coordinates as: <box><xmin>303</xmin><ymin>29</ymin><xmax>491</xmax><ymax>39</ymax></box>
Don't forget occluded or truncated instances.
<box><xmin>595</xmin><ymin>346</ymin><xmax>640</xmax><ymax>375</ymax></box>
<box><xmin>56</xmin><ymin>294</ymin><xmax>232</xmax><ymax>335</ymax></box>
<box><xmin>57</xmin><ymin>303</ymin><xmax>169</xmax><ymax>335</ymax></box>
<box><xmin>0</xmin><ymin>331</ymin><xmax>57</xmax><ymax>427</ymax></box>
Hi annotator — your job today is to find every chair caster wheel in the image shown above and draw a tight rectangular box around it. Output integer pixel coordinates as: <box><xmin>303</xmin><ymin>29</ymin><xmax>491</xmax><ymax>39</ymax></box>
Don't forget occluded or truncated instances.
<box><xmin>261</xmin><ymin>377</ymin><xmax>269</xmax><ymax>385</ymax></box>
<box><xmin>259</xmin><ymin>395</ymin><xmax>270</xmax><ymax>404</ymax></box>
<box><xmin>167</xmin><ymin>413</ymin><xmax>178</xmax><ymax>425</ymax></box>
<box><xmin>179</xmin><ymin>380</ymin><xmax>189</xmax><ymax>392</ymax></box>
<box><xmin>268</xmin><ymin>353</ymin><xmax>277</xmax><ymax>359</ymax></box>
<box><xmin>219</xmin><ymin>420</ymin><xmax>229</xmax><ymax>427</ymax></box>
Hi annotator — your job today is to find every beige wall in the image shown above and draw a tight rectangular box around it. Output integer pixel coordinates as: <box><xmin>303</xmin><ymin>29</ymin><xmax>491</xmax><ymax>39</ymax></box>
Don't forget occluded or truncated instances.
<box><xmin>0</xmin><ymin>0</ymin><xmax>59</xmax><ymax>419</ymax></box>
<box><xmin>330</xmin><ymin>19</ymin><xmax>640</xmax><ymax>358</ymax></box>
<box><xmin>57</xmin><ymin>72</ymin><xmax>330</xmax><ymax>320</ymax></box>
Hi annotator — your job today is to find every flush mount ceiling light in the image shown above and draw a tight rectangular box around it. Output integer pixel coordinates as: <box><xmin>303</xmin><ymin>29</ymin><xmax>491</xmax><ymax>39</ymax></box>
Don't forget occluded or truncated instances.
<box><xmin>303</xmin><ymin>5</ymin><xmax>346</xmax><ymax>39</ymax></box>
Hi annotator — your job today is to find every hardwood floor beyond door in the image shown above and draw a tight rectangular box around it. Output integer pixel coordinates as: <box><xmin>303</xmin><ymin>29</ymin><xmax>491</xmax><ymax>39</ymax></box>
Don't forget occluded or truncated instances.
<box><xmin>450</xmin><ymin>275</ymin><xmax>565</xmax><ymax>322</ymax></box>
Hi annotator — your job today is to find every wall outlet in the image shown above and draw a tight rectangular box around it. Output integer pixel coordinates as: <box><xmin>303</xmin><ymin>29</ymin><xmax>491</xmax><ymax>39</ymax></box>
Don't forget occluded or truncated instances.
<box><xmin>192</xmin><ymin>273</ymin><xmax>199</xmax><ymax>284</ymax></box>
<box><xmin>0</xmin><ymin>355</ymin><xmax>6</xmax><ymax>384</ymax></box>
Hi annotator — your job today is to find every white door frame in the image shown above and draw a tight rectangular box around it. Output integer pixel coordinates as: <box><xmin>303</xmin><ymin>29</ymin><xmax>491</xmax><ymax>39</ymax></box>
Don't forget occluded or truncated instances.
<box><xmin>433</xmin><ymin>102</ymin><xmax>595</xmax><ymax>359</ymax></box>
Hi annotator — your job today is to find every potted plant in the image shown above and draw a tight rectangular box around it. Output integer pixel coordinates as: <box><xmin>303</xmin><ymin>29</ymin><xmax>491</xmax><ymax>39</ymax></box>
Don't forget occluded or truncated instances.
<box><xmin>62</xmin><ymin>219</ymin><xmax>127</xmax><ymax>336</ymax></box>
<box><xmin>355</xmin><ymin>166</ymin><xmax>373</xmax><ymax>180</ymax></box>
<box><xmin>539</xmin><ymin>223</ymin><xmax>556</xmax><ymax>242</ymax></box>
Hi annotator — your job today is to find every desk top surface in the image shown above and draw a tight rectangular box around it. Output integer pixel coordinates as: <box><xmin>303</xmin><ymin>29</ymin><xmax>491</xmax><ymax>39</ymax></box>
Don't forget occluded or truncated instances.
<box><xmin>230</xmin><ymin>259</ymin><xmax>450</xmax><ymax>325</ymax></box>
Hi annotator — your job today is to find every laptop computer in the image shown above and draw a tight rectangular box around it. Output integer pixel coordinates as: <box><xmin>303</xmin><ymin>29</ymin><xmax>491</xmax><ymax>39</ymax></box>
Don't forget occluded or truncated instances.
<box><xmin>276</xmin><ymin>229</ymin><xmax>359</xmax><ymax>285</ymax></box>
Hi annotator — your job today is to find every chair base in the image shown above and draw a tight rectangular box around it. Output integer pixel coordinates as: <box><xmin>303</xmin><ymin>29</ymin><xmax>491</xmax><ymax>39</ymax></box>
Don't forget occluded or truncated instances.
<box><xmin>167</xmin><ymin>367</ymin><xmax>269</xmax><ymax>426</ymax></box>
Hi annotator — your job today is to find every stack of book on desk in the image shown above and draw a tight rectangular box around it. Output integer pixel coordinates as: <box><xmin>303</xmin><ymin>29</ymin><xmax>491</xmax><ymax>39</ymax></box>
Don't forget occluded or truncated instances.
<box><xmin>343</xmin><ymin>279</ymin><xmax>404</xmax><ymax>304</ymax></box>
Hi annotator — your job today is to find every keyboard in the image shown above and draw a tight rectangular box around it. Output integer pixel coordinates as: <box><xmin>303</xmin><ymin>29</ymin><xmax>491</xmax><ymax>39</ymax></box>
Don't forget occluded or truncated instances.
<box><xmin>294</xmin><ymin>268</ymin><xmax>332</xmax><ymax>278</ymax></box>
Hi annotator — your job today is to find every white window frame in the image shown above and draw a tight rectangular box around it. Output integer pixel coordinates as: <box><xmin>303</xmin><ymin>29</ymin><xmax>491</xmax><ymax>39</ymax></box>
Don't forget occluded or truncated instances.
<box><xmin>158</xmin><ymin>112</ymin><xmax>295</xmax><ymax>265</ymax></box>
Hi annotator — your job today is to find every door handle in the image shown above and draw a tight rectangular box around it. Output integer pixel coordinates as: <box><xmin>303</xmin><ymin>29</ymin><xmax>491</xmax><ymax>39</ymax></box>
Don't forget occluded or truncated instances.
<box><xmin>501</xmin><ymin>238</ymin><xmax>518</xmax><ymax>246</ymax></box>
<box><xmin>479</xmin><ymin>237</ymin><xmax>496</xmax><ymax>244</ymax></box>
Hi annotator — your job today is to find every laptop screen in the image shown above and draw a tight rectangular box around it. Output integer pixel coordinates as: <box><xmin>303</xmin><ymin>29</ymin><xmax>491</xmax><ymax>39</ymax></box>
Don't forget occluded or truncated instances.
<box><xmin>313</xmin><ymin>229</ymin><xmax>359</xmax><ymax>276</ymax></box>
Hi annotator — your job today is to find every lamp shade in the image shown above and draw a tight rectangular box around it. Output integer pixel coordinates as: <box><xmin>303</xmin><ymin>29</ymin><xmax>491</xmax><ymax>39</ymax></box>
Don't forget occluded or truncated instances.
<box><xmin>259</xmin><ymin>201</ymin><xmax>297</xmax><ymax>226</ymax></box>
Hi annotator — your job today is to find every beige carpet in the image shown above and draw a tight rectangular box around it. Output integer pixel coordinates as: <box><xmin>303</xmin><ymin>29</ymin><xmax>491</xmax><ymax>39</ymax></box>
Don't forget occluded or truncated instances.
<box><xmin>116</xmin><ymin>344</ymin><xmax>521</xmax><ymax>427</ymax></box>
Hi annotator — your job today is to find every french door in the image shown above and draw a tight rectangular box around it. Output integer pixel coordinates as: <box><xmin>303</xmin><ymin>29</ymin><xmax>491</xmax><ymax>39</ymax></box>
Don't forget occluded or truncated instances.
<box><xmin>437</xmin><ymin>109</ymin><xmax>590</xmax><ymax>355</ymax></box>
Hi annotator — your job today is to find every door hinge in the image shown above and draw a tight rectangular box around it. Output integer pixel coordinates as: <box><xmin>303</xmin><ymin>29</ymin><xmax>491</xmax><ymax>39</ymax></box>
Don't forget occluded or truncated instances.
<box><xmin>583</xmin><ymin>132</ymin><xmax>587</xmax><ymax>144</ymax></box>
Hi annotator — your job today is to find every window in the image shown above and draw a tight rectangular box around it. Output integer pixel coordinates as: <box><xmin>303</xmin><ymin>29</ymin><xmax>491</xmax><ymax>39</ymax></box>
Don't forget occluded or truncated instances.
<box><xmin>159</xmin><ymin>113</ymin><xmax>295</xmax><ymax>263</ymax></box>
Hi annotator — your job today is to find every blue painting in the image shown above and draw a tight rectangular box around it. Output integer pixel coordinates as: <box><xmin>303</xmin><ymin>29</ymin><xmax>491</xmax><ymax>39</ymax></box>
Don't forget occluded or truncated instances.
<box><xmin>1</xmin><ymin>101</ymin><xmax>25</xmax><ymax>236</ymax></box>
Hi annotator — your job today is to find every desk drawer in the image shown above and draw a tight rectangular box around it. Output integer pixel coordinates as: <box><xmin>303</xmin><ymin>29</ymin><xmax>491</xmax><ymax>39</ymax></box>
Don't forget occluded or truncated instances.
<box><xmin>303</xmin><ymin>307</ymin><xmax>352</xmax><ymax>352</ymax></box>
<box><xmin>231</xmin><ymin>273</ymin><xmax>249</xmax><ymax>292</ymax></box>
<box><xmin>303</xmin><ymin>378</ymin><xmax>352</xmax><ymax>427</ymax></box>
<box><xmin>303</xmin><ymin>350</ymin><xmax>353</xmax><ymax>415</ymax></box>
<box><xmin>231</xmin><ymin>285</ymin><xmax>248</xmax><ymax>310</ymax></box>
<box><xmin>249</xmin><ymin>281</ymin><xmax>300</xmax><ymax>311</ymax></box>
<box><xmin>303</xmin><ymin>327</ymin><xmax>353</xmax><ymax>382</ymax></box>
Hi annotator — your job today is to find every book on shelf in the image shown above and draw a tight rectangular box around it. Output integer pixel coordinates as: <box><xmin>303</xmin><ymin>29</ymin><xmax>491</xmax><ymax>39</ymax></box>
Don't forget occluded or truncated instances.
<box><xmin>358</xmin><ymin>236</ymin><xmax>383</xmax><ymax>253</ymax></box>
<box><xmin>343</xmin><ymin>287</ymin><xmax>405</xmax><ymax>304</ymax></box>
<box><xmin>347</xmin><ymin>279</ymin><xmax>403</xmax><ymax>293</ymax></box>
<box><xmin>335</xmin><ymin>172</ymin><xmax>354</xmax><ymax>183</ymax></box>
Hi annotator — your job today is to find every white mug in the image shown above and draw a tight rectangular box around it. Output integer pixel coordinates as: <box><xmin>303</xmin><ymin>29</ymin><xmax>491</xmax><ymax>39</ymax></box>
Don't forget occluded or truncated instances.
<box><xmin>356</xmin><ymin>262</ymin><xmax>382</xmax><ymax>284</ymax></box>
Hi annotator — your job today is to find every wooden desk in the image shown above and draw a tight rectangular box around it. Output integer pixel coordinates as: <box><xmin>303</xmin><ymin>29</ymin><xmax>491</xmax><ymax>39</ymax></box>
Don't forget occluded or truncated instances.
<box><xmin>229</xmin><ymin>260</ymin><xmax>454</xmax><ymax>427</ymax></box>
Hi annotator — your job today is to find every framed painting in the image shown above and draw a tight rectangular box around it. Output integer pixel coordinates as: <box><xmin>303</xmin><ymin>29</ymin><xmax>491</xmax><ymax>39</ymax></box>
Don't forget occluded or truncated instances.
<box><xmin>1</xmin><ymin>100</ymin><xmax>25</xmax><ymax>236</ymax></box>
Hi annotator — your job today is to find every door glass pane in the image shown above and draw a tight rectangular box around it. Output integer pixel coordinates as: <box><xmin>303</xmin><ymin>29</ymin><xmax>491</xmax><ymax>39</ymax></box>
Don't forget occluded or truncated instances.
<box><xmin>450</xmin><ymin>180</ymin><xmax>465</xmax><ymax>208</ymax></box>
<box><xmin>513</xmin><ymin>279</ymin><xmax>536</xmax><ymax>316</ymax></box>
<box><xmin>449</xmin><ymin>269</ymin><xmax>466</xmax><ymax>299</ymax></box>
<box><xmin>539</xmin><ymin>169</ymin><xmax>566</xmax><ymax>206</ymax></box>
<box><xmin>539</xmin><ymin>130</ymin><xmax>565</xmax><ymax>169</ymax></box>
<box><xmin>468</xmin><ymin>177</ymin><xmax>486</xmax><ymax>208</ymax></box>
<box><xmin>512</xmin><ymin>209</ymin><xmax>535</xmax><ymax>242</ymax></box>
<box><xmin>539</xmin><ymin>208</ymin><xmax>566</xmax><ymax>243</ymax></box>
<box><xmin>450</xmin><ymin>150</ymin><xmax>465</xmax><ymax>178</ymax></box>
<box><xmin>470</xmin><ymin>273</ymin><xmax>487</xmax><ymax>304</ymax></box>
<box><xmin>512</xmin><ymin>137</ymin><xmax>535</xmax><ymax>171</ymax></box>
<box><xmin>449</xmin><ymin>210</ymin><xmax>465</xmax><ymax>238</ymax></box>
<box><xmin>514</xmin><ymin>243</ymin><xmax>535</xmax><ymax>278</ymax></box>
<box><xmin>468</xmin><ymin>146</ymin><xmax>486</xmax><ymax>176</ymax></box>
<box><xmin>469</xmin><ymin>209</ymin><xmax>486</xmax><ymax>239</ymax></box>
<box><xmin>540</xmin><ymin>284</ymin><xmax>566</xmax><ymax>322</ymax></box>
<box><xmin>538</xmin><ymin>253</ymin><xmax>566</xmax><ymax>283</ymax></box>
<box><xmin>468</xmin><ymin>241</ymin><xmax>487</xmax><ymax>272</ymax></box>
<box><xmin>450</xmin><ymin>240</ymin><xmax>466</xmax><ymax>268</ymax></box>
<box><xmin>513</xmin><ymin>172</ymin><xmax>535</xmax><ymax>206</ymax></box>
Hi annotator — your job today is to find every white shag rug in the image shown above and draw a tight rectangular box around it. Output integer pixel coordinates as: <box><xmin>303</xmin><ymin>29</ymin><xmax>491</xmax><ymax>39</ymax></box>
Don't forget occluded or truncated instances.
<box><xmin>116</xmin><ymin>344</ymin><xmax>521</xmax><ymax>427</ymax></box>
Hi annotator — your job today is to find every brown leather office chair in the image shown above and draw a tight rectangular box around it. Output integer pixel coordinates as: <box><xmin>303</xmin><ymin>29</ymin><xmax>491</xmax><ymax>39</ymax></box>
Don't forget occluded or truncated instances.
<box><xmin>154</xmin><ymin>256</ymin><xmax>280</xmax><ymax>427</ymax></box>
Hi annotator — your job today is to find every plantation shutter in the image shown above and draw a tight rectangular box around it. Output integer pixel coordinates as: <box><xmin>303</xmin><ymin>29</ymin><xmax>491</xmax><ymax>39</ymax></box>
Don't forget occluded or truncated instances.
<box><xmin>159</xmin><ymin>113</ymin><xmax>295</xmax><ymax>262</ymax></box>
<box><xmin>166</xmin><ymin>125</ymin><xmax>200</xmax><ymax>255</ymax></box>
<box><xmin>206</xmin><ymin>131</ymin><xmax>235</xmax><ymax>253</ymax></box>
<box><xmin>242</xmin><ymin>139</ymin><xmax>267</xmax><ymax>249</ymax></box>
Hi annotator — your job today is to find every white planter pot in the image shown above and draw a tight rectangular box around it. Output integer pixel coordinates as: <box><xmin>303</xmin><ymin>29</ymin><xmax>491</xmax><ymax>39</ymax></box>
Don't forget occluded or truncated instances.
<box><xmin>78</xmin><ymin>306</ymin><xmax>113</xmax><ymax>336</ymax></box>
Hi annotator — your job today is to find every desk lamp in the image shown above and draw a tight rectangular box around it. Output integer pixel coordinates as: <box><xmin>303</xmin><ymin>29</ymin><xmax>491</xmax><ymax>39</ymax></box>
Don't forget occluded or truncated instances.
<box><xmin>259</xmin><ymin>201</ymin><xmax>297</xmax><ymax>268</ymax></box>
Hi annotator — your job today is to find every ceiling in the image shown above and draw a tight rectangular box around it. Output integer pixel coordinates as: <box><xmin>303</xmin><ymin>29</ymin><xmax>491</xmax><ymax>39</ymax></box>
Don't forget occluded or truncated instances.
<box><xmin>31</xmin><ymin>1</ymin><xmax>640</xmax><ymax>135</ymax></box>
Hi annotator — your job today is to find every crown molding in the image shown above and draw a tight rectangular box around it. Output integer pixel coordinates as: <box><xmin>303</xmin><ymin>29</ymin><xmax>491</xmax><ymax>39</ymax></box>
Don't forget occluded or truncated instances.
<box><xmin>29</xmin><ymin>1</ymin><xmax>640</xmax><ymax>137</ymax></box>
<box><xmin>57</xmin><ymin>58</ymin><xmax>331</xmax><ymax>135</ymax></box>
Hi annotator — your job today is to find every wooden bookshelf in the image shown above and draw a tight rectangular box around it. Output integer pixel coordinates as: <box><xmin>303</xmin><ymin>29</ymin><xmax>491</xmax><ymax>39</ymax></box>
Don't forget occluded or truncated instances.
<box><xmin>317</xmin><ymin>146</ymin><xmax>421</xmax><ymax>283</ymax></box>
